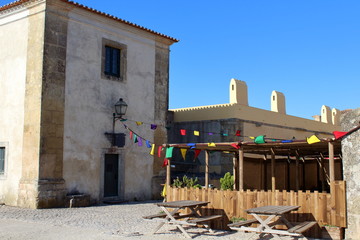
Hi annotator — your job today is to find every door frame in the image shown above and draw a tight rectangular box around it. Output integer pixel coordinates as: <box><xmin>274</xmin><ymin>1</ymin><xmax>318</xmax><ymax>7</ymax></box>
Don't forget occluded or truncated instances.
<box><xmin>101</xmin><ymin>149</ymin><xmax>124</xmax><ymax>201</ymax></box>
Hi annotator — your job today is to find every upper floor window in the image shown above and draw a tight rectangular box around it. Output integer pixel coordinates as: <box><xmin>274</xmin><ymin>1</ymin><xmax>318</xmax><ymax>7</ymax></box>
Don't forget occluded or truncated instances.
<box><xmin>0</xmin><ymin>147</ymin><xmax>5</xmax><ymax>175</ymax></box>
<box><xmin>102</xmin><ymin>38</ymin><xmax>127</xmax><ymax>82</ymax></box>
<box><xmin>105</xmin><ymin>46</ymin><xmax>120</xmax><ymax>77</ymax></box>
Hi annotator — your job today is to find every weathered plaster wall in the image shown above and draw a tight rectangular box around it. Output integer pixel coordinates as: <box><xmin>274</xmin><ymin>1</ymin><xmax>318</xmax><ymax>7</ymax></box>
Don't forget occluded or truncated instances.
<box><xmin>341</xmin><ymin>108</ymin><xmax>360</xmax><ymax>239</ymax></box>
<box><xmin>0</xmin><ymin>4</ymin><xmax>30</xmax><ymax>206</ymax></box>
<box><xmin>63</xmin><ymin>6</ymin><xmax>164</xmax><ymax>201</ymax></box>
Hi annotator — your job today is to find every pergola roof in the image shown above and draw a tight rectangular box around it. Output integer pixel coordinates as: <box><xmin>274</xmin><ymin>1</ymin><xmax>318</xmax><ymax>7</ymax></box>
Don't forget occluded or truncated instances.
<box><xmin>165</xmin><ymin>139</ymin><xmax>342</xmax><ymax>158</ymax></box>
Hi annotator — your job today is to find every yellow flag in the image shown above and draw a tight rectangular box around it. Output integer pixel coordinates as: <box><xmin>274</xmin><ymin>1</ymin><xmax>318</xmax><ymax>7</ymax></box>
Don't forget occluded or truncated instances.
<box><xmin>307</xmin><ymin>135</ymin><xmax>321</xmax><ymax>144</ymax></box>
<box><xmin>208</xmin><ymin>142</ymin><xmax>216</xmax><ymax>147</ymax></box>
<box><xmin>194</xmin><ymin>131</ymin><xmax>200</xmax><ymax>136</ymax></box>
<box><xmin>249</xmin><ymin>136</ymin><xmax>255</xmax><ymax>139</ymax></box>
<box><xmin>180</xmin><ymin>148</ymin><xmax>187</xmax><ymax>160</ymax></box>
<box><xmin>150</xmin><ymin>144</ymin><xmax>155</xmax><ymax>155</ymax></box>
<box><xmin>161</xmin><ymin>184</ymin><xmax>167</xmax><ymax>197</ymax></box>
<box><xmin>136</xmin><ymin>121</ymin><xmax>143</xmax><ymax>126</ymax></box>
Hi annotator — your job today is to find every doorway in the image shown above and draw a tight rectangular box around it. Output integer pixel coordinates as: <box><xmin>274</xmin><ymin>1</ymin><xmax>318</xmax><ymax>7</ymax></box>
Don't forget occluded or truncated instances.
<box><xmin>104</xmin><ymin>154</ymin><xmax>119</xmax><ymax>197</ymax></box>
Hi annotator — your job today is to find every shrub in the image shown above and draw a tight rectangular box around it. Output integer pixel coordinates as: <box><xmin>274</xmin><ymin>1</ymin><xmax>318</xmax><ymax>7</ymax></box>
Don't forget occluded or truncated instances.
<box><xmin>220</xmin><ymin>172</ymin><xmax>234</xmax><ymax>190</ymax></box>
<box><xmin>172</xmin><ymin>175</ymin><xmax>202</xmax><ymax>189</ymax></box>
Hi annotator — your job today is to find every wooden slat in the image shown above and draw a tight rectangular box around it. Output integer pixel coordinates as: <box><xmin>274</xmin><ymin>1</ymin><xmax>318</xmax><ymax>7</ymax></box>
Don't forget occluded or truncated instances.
<box><xmin>228</xmin><ymin>219</ymin><xmax>258</xmax><ymax>228</ymax></box>
<box><xmin>288</xmin><ymin>221</ymin><xmax>317</xmax><ymax>233</ymax></box>
<box><xmin>168</xmin><ymin>181</ymin><xmax>346</xmax><ymax>229</ymax></box>
<box><xmin>187</xmin><ymin>215</ymin><xmax>223</xmax><ymax>224</ymax></box>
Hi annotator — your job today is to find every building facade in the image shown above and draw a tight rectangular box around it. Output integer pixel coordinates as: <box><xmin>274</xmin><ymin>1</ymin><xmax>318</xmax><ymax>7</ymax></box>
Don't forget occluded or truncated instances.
<box><xmin>0</xmin><ymin>0</ymin><xmax>177</xmax><ymax>208</ymax></box>
<box><xmin>166</xmin><ymin>79</ymin><xmax>341</xmax><ymax>190</ymax></box>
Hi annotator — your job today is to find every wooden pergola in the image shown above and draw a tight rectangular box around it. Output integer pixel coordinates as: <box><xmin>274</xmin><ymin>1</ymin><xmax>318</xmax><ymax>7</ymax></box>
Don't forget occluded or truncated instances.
<box><xmin>164</xmin><ymin>139</ymin><xmax>342</xmax><ymax>192</ymax></box>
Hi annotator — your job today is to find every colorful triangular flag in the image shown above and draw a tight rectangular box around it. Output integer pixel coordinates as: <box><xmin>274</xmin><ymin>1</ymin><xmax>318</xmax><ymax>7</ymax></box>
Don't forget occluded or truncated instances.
<box><xmin>180</xmin><ymin>148</ymin><xmax>187</xmax><ymax>160</ymax></box>
<box><xmin>333</xmin><ymin>131</ymin><xmax>348</xmax><ymax>140</ymax></box>
<box><xmin>254</xmin><ymin>135</ymin><xmax>266</xmax><ymax>144</ymax></box>
<box><xmin>137</xmin><ymin>137</ymin><xmax>143</xmax><ymax>146</ymax></box>
<box><xmin>194</xmin><ymin>131</ymin><xmax>200</xmax><ymax>136</ymax></box>
<box><xmin>165</xmin><ymin>147</ymin><xmax>174</xmax><ymax>158</ymax></box>
<box><xmin>150</xmin><ymin>144</ymin><xmax>155</xmax><ymax>155</ymax></box>
<box><xmin>180</xmin><ymin>129</ymin><xmax>186</xmax><ymax>135</ymax></box>
<box><xmin>307</xmin><ymin>135</ymin><xmax>321</xmax><ymax>144</ymax></box>
<box><xmin>136</xmin><ymin>121</ymin><xmax>143</xmax><ymax>126</ymax></box>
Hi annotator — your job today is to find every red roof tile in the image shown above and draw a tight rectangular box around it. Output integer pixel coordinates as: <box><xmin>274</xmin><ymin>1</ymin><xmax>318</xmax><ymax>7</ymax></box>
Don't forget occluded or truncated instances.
<box><xmin>0</xmin><ymin>0</ymin><xmax>179</xmax><ymax>43</ymax></box>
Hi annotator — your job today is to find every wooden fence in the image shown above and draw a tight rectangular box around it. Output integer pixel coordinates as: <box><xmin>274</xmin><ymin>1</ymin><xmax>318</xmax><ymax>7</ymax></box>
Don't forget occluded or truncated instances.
<box><xmin>167</xmin><ymin>181</ymin><xmax>346</xmax><ymax>235</ymax></box>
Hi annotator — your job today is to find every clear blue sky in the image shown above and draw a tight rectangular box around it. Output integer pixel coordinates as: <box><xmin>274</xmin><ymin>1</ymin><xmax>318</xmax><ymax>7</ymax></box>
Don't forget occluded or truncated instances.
<box><xmin>2</xmin><ymin>0</ymin><xmax>359</xmax><ymax>119</ymax></box>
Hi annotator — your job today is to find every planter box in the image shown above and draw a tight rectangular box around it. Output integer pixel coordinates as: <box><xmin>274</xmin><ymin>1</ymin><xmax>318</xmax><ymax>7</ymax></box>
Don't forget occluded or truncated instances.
<box><xmin>321</xmin><ymin>226</ymin><xmax>344</xmax><ymax>240</ymax></box>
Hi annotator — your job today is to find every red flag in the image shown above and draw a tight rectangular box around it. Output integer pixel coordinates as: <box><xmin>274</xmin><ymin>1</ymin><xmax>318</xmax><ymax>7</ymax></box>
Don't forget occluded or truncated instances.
<box><xmin>129</xmin><ymin>131</ymin><xmax>133</xmax><ymax>140</ymax></box>
<box><xmin>333</xmin><ymin>131</ymin><xmax>348</xmax><ymax>140</ymax></box>
<box><xmin>158</xmin><ymin>146</ymin><xmax>163</xmax><ymax>158</ymax></box>
<box><xmin>231</xmin><ymin>143</ymin><xmax>240</xmax><ymax>149</ymax></box>
<box><xmin>162</xmin><ymin>158</ymin><xmax>168</xmax><ymax>167</ymax></box>
<box><xmin>194</xmin><ymin>149</ymin><xmax>201</xmax><ymax>160</ymax></box>
<box><xmin>180</xmin><ymin>129</ymin><xmax>186</xmax><ymax>135</ymax></box>
<box><xmin>235</xmin><ymin>130</ymin><xmax>241</xmax><ymax>136</ymax></box>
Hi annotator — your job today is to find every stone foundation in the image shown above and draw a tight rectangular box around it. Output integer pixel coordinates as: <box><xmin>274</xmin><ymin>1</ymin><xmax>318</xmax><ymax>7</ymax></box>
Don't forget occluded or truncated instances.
<box><xmin>18</xmin><ymin>179</ymin><xmax>66</xmax><ymax>209</ymax></box>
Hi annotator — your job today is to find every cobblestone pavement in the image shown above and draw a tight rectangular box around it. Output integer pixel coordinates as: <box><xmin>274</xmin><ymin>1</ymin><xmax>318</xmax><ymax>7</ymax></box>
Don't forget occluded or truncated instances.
<box><xmin>0</xmin><ymin>201</ymin><xmax>307</xmax><ymax>240</ymax></box>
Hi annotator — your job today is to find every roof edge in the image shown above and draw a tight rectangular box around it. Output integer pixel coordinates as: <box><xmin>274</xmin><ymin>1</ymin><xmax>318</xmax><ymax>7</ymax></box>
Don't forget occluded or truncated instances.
<box><xmin>0</xmin><ymin>0</ymin><xmax>179</xmax><ymax>43</ymax></box>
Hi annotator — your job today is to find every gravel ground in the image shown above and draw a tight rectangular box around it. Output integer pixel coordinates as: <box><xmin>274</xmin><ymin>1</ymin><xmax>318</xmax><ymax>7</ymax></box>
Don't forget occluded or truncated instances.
<box><xmin>0</xmin><ymin>201</ymin><xmax>308</xmax><ymax>240</ymax></box>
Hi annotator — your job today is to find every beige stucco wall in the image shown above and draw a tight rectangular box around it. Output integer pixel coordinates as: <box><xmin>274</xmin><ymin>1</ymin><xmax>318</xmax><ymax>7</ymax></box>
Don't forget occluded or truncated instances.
<box><xmin>63</xmin><ymin>6</ymin><xmax>161</xmax><ymax>201</ymax></box>
<box><xmin>173</xmin><ymin>103</ymin><xmax>339</xmax><ymax>138</ymax></box>
<box><xmin>0</xmin><ymin>3</ymin><xmax>40</xmax><ymax>205</ymax></box>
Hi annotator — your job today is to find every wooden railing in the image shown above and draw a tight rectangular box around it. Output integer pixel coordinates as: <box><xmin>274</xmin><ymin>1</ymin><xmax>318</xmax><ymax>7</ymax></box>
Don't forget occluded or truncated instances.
<box><xmin>167</xmin><ymin>181</ymin><xmax>346</xmax><ymax>234</ymax></box>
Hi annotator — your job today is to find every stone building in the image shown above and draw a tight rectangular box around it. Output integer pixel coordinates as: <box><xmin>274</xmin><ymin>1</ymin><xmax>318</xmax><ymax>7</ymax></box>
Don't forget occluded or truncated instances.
<box><xmin>341</xmin><ymin>108</ymin><xmax>360</xmax><ymax>239</ymax></box>
<box><xmin>166</xmin><ymin>79</ymin><xmax>342</xmax><ymax>190</ymax></box>
<box><xmin>0</xmin><ymin>0</ymin><xmax>177</xmax><ymax>208</ymax></box>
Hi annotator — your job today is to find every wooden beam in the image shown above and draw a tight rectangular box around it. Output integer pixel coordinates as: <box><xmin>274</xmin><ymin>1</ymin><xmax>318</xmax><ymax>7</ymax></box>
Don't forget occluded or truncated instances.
<box><xmin>239</xmin><ymin>149</ymin><xmax>244</xmax><ymax>190</ymax></box>
<box><xmin>329</xmin><ymin>141</ymin><xmax>335</xmax><ymax>182</ymax></box>
<box><xmin>205</xmin><ymin>150</ymin><xmax>209</xmax><ymax>189</ymax></box>
<box><xmin>166</xmin><ymin>159</ymin><xmax>171</xmax><ymax>188</ymax></box>
<box><xmin>295</xmin><ymin>151</ymin><xmax>300</xmax><ymax>191</ymax></box>
<box><xmin>233</xmin><ymin>153</ymin><xmax>238</xmax><ymax>190</ymax></box>
<box><xmin>271</xmin><ymin>148</ymin><xmax>275</xmax><ymax>192</ymax></box>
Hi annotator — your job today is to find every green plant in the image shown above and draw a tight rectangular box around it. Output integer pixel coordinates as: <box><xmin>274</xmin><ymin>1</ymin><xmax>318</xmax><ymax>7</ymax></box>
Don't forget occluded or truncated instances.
<box><xmin>220</xmin><ymin>172</ymin><xmax>234</xmax><ymax>190</ymax></box>
<box><xmin>172</xmin><ymin>176</ymin><xmax>202</xmax><ymax>189</ymax></box>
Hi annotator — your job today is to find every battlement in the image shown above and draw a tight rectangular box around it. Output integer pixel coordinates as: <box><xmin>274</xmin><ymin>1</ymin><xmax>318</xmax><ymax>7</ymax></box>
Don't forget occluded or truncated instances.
<box><xmin>170</xmin><ymin>78</ymin><xmax>340</xmax><ymax>126</ymax></box>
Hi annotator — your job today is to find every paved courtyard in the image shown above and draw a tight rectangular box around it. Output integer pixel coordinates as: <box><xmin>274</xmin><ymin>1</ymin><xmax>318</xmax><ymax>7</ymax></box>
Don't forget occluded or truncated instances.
<box><xmin>0</xmin><ymin>201</ymin><xmax>308</xmax><ymax>240</ymax></box>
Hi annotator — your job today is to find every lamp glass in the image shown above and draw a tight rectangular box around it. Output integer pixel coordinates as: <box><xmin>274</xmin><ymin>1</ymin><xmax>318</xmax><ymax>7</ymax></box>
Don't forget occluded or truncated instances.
<box><xmin>114</xmin><ymin>98</ymin><xmax>127</xmax><ymax>117</ymax></box>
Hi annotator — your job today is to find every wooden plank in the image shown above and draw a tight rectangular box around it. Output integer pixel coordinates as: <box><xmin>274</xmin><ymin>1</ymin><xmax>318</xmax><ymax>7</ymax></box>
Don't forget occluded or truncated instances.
<box><xmin>329</xmin><ymin>142</ymin><xmax>335</xmax><ymax>182</ymax></box>
<box><xmin>205</xmin><ymin>150</ymin><xmax>209</xmax><ymax>189</ymax></box>
<box><xmin>271</xmin><ymin>148</ymin><xmax>276</xmax><ymax>192</ymax></box>
<box><xmin>187</xmin><ymin>215</ymin><xmax>223</xmax><ymax>224</ymax></box>
<box><xmin>288</xmin><ymin>221</ymin><xmax>317</xmax><ymax>233</ymax></box>
<box><xmin>228</xmin><ymin>219</ymin><xmax>258</xmax><ymax>228</ymax></box>
<box><xmin>239</xmin><ymin>149</ymin><xmax>244</xmax><ymax>190</ymax></box>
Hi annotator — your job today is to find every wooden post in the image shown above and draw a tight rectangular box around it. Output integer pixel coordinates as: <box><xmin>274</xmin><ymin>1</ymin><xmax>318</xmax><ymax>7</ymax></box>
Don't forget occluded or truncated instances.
<box><xmin>233</xmin><ymin>153</ymin><xmax>238</xmax><ymax>190</ymax></box>
<box><xmin>271</xmin><ymin>148</ymin><xmax>275</xmax><ymax>192</ymax></box>
<box><xmin>205</xmin><ymin>150</ymin><xmax>209</xmax><ymax>189</ymax></box>
<box><xmin>329</xmin><ymin>141</ymin><xmax>335</xmax><ymax>182</ymax></box>
<box><xmin>166</xmin><ymin>159</ymin><xmax>171</xmax><ymax>188</ymax></box>
<box><xmin>295</xmin><ymin>152</ymin><xmax>299</xmax><ymax>191</ymax></box>
<box><xmin>239</xmin><ymin>149</ymin><xmax>244</xmax><ymax>191</ymax></box>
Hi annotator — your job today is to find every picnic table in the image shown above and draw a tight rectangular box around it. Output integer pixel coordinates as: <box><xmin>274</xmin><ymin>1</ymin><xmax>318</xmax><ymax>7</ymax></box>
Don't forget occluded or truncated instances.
<box><xmin>228</xmin><ymin>205</ymin><xmax>317</xmax><ymax>240</ymax></box>
<box><xmin>143</xmin><ymin>200</ymin><xmax>222</xmax><ymax>238</ymax></box>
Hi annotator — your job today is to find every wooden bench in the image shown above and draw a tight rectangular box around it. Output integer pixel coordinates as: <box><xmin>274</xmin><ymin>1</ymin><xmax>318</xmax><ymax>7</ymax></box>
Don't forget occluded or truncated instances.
<box><xmin>143</xmin><ymin>212</ymin><xmax>180</xmax><ymax>219</ymax></box>
<box><xmin>228</xmin><ymin>219</ymin><xmax>259</xmax><ymax>228</ymax></box>
<box><xmin>288</xmin><ymin>221</ymin><xmax>317</xmax><ymax>234</ymax></box>
<box><xmin>187</xmin><ymin>215</ymin><xmax>223</xmax><ymax>224</ymax></box>
<box><xmin>143</xmin><ymin>212</ymin><xmax>195</xmax><ymax>220</ymax></box>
